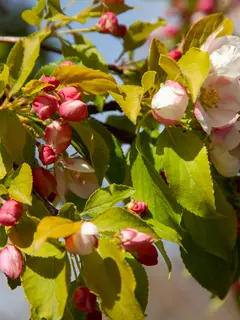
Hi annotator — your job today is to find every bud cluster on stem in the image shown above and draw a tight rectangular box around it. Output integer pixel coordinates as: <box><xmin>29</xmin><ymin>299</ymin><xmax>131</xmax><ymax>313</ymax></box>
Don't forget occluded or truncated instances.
<box><xmin>97</xmin><ymin>12</ymin><xmax>127</xmax><ymax>38</ymax></box>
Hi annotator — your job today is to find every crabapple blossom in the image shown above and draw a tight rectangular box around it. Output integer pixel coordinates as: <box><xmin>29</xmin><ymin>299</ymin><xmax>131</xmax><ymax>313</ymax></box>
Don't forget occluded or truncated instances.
<box><xmin>65</xmin><ymin>222</ymin><xmax>98</xmax><ymax>255</ymax></box>
<box><xmin>97</xmin><ymin>12</ymin><xmax>118</xmax><ymax>34</ymax></box>
<box><xmin>152</xmin><ymin>80</ymin><xmax>189</xmax><ymax>125</ymax></box>
<box><xmin>58</xmin><ymin>86</ymin><xmax>82</xmax><ymax>101</ymax></box>
<box><xmin>59</xmin><ymin>100</ymin><xmax>88</xmax><ymax>122</ymax></box>
<box><xmin>196</xmin><ymin>0</ymin><xmax>215</xmax><ymax>14</ymax></box>
<box><xmin>127</xmin><ymin>200</ymin><xmax>148</xmax><ymax>217</ymax></box>
<box><xmin>168</xmin><ymin>49</ymin><xmax>182</xmax><ymax>61</ymax></box>
<box><xmin>39</xmin><ymin>145</ymin><xmax>57</xmax><ymax>165</ymax></box>
<box><xmin>74</xmin><ymin>287</ymin><xmax>97</xmax><ymax>313</ymax></box>
<box><xmin>0</xmin><ymin>199</ymin><xmax>23</xmax><ymax>226</ymax></box>
<box><xmin>0</xmin><ymin>246</ymin><xmax>23</xmax><ymax>279</ymax></box>
<box><xmin>44</xmin><ymin>120</ymin><xmax>72</xmax><ymax>155</ymax></box>
<box><xmin>32</xmin><ymin>94</ymin><xmax>58</xmax><ymax>120</ymax></box>
<box><xmin>40</xmin><ymin>76</ymin><xmax>60</xmax><ymax>92</ymax></box>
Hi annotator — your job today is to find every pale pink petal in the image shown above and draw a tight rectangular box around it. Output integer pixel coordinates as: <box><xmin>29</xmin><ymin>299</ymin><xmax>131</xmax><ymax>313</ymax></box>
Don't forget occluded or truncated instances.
<box><xmin>230</xmin><ymin>144</ymin><xmax>240</xmax><ymax>160</ymax></box>
<box><xmin>81</xmin><ymin>222</ymin><xmax>98</xmax><ymax>236</ymax></box>
<box><xmin>194</xmin><ymin>101</ymin><xmax>212</xmax><ymax>134</ymax></box>
<box><xmin>211</xmin><ymin>126</ymin><xmax>240</xmax><ymax>150</ymax></box>
<box><xmin>62</xmin><ymin>158</ymin><xmax>95</xmax><ymax>173</ymax></box>
<box><xmin>206</xmin><ymin>108</ymin><xmax>239</xmax><ymax>128</ymax></box>
<box><xmin>209</xmin><ymin>146</ymin><xmax>240</xmax><ymax>177</ymax></box>
<box><xmin>55</xmin><ymin>165</ymin><xmax>67</xmax><ymax>200</ymax></box>
<box><xmin>68</xmin><ymin>172</ymin><xmax>98</xmax><ymax>199</ymax></box>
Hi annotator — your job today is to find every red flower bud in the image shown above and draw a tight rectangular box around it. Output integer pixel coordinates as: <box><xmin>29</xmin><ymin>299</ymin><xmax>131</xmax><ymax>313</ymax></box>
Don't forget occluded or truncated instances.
<box><xmin>0</xmin><ymin>245</ymin><xmax>23</xmax><ymax>279</ymax></box>
<box><xmin>40</xmin><ymin>76</ymin><xmax>60</xmax><ymax>92</ymax></box>
<box><xmin>60</xmin><ymin>61</ymin><xmax>75</xmax><ymax>66</ymax></box>
<box><xmin>168</xmin><ymin>49</ymin><xmax>182</xmax><ymax>61</ymax></box>
<box><xmin>74</xmin><ymin>287</ymin><xmax>97</xmax><ymax>313</ymax></box>
<box><xmin>97</xmin><ymin>12</ymin><xmax>119</xmax><ymax>34</ymax></box>
<box><xmin>112</xmin><ymin>24</ymin><xmax>127</xmax><ymax>38</ymax></box>
<box><xmin>0</xmin><ymin>199</ymin><xmax>23</xmax><ymax>226</ymax></box>
<box><xmin>135</xmin><ymin>243</ymin><xmax>158</xmax><ymax>266</ymax></box>
<box><xmin>32</xmin><ymin>94</ymin><xmax>59</xmax><ymax>120</ymax></box>
<box><xmin>59</xmin><ymin>100</ymin><xmax>88</xmax><ymax>122</ymax></box>
<box><xmin>44</xmin><ymin>120</ymin><xmax>72</xmax><ymax>155</ymax></box>
<box><xmin>196</xmin><ymin>0</ymin><xmax>215</xmax><ymax>14</ymax></box>
<box><xmin>32</xmin><ymin>167</ymin><xmax>57</xmax><ymax>198</ymax></box>
<box><xmin>39</xmin><ymin>145</ymin><xmax>57</xmax><ymax>165</ymax></box>
<box><xmin>58</xmin><ymin>86</ymin><xmax>82</xmax><ymax>101</ymax></box>
<box><xmin>127</xmin><ymin>200</ymin><xmax>148</xmax><ymax>217</ymax></box>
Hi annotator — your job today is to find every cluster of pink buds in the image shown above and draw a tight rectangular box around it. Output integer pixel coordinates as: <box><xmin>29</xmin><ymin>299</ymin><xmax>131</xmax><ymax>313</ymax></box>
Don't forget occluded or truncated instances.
<box><xmin>31</xmin><ymin>61</ymin><xmax>88</xmax><ymax>167</ymax></box>
<box><xmin>74</xmin><ymin>286</ymin><xmax>101</xmax><ymax>319</ymax></box>
<box><xmin>0</xmin><ymin>245</ymin><xmax>24</xmax><ymax>279</ymax></box>
<box><xmin>168</xmin><ymin>49</ymin><xmax>182</xmax><ymax>61</ymax></box>
<box><xmin>97</xmin><ymin>12</ymin><xmax>127</xmax><ymax>38</ymax></box>
<box><xmin>0</xmin><ymin>199</ymin><xmax>24</xmax><ymax>226</ymax></box>
<box><xmin>118</xmin><ymin>228</ymin><xmax>158</xmax><ymax>266</ymax></box>
<box><xmin>126</xmin><ymin>200</ymin><xmax>148</xmax><ymax>217</ymax></box>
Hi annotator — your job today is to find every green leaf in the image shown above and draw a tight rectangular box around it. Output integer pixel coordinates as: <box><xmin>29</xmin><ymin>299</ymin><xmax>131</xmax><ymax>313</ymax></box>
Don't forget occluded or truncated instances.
<box><xmin>157</xmin><ymin>127</ymin><xmax>216</xmax><ymax>217</ymax></box>
<box><xmin>0</xmin><ymin>143</ymin><xmax>12</xmax><ymax>179</ymax></box>
<box><xmin>22</xmin><ymin>253</ymin><xmax>70</xmax><ymax>320</ymax></box>
<box><xmin>155</xmin><ymin>240</ymin><xmax>172</xmax><ymax>276</ymax></box>
<box><xmin>124</xmin><ymin>20</ymin><xmax>165</xmax><ymax>51</ymax></box>
<box><xmin>131</xmin><ymin>153</ymin><xmax>182</xmax><ymax>240</ymax></box>
<box><xmin>84</xmin><ymin>184</ymin><xmax>135</xmax><ymax>217</ymax></box>
<box><xmin>0</xmin><ymin>109</ymin><xmax>26</xmax><ymax>163</ymax></box>
<box><xmin>22</xmin><ymin>79</ymin><xmax>53</xmax><ymax>96</ymax></box>
<box><xmin>159</xmin><ymin>54</ymin><xmax>186</xmax><ymax>86</ymax></box>
<box><xmin>44</xmin><ymin>0</ymin><xmax>69</xmax><ymax>22</ymax></box>
<box><xmin>8</xmin><ymin>213</ymin><xmax>62</xmax><ymax>257</ymax></box>
<box><xmin>180</xmin><ymin>235</ymin><xmax>237</xmax><ymax>299</ymax></box>
<box><xmin>21</xmin><ymin>0</ymin><xmax>45</xmax><ymax>27</ymax></box>
<box><xmin>83</xmin><ymin>238</ymin><xmax>144</xmax><ymax>320</ymax></box>
<box><xmin>110</xmin><ymin>85</ymin><xmax>143</xmax><ymax>124</ymax></box>
<box><xmin>93</xmin><ymin>207</ymin><xmax>158</xmax><ymax>239</ymax></box>
<box><xmin>71</xmin><ymin>120</ymin><xmax>110</xmax><ymax>184</ymax></box>
<box><xmin>183</xmin><ymin>182</ymin><xmax>237</xmax><ymax>261</ymax></box>
<box><xmin>0</xmin><ymin>184</ymin><xmax>8</xmax><ymax>196</ymax></box>
<box><xmin>23</xmin><ymin>129</ymin><xmax>36</xmax><ymax>167</ymax></box>
<box><xmin>9</xmin><ymin>163</ymin><xmax>32</xmax><ymax>205</ymax></box>
<box><xmin>182</xmin><ymin>13</ymin><xmax>224</xmax><ymax>53</ymax></box>
<box><xmin>0</xmin><ymin>226</ymin><xmax>7</xmax><ymax>248</ymax></box>
<box><xmin>85</xmin><ymin>2</ymin><xmax>133</xmax><ymax>17</ymax></box>
<box><xmin>34</xmin><ymin>216</ymin><xmax>81</xmax><ymax>250</ymax></box>
<box><xmin>148</xmin><ymin>38</ymin><xmax>167</xmax><ymax>82</ymax></box>
<box><xmin>29</xmin><ymin>195</ymin><xmax>51</xmax><ymax>219</ymax></box>
<box><xmin>126</xmin><ymin>255</ymin><xmax>149</xmax><ymax>312</ymax></box>
<box><xmin>86</xmin><ymin>118</ymin><xmax>126</xmax><ymax>184</ymax></box>
<box><xmin>58</xmin><ymin>202</ymin><xmax>81</xmax><ymax>221</ymax></box>
<box><xmin>52</xmin><ymin>65</ymin><xmax>118</xmax><ymax>94</ymax></box>
<box><xmin>177</xmin><ymin>48</ymin><xmax>210</xmax><ymax>102</ymax></box>
<box><xmin>7</xmin><ymin>31</ymin><xmax>50</xmax><ymax>97</ymax></box>
<box><xmin>141</xmin><ymin>71</ymin><xmax>158</xmax><ymax>95</ymax></box>
<box><xmin>0</xmin><ymin>64</ymin><xmax>9</xmax><ymax>98</ymax></box>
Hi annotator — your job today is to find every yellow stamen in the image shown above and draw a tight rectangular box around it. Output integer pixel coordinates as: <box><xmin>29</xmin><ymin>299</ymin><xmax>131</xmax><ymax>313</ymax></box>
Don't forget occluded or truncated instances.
<box><xmin>200</xmin><ymin>88</ymin><xmax>220</xmax><ymax>109</ymax></box>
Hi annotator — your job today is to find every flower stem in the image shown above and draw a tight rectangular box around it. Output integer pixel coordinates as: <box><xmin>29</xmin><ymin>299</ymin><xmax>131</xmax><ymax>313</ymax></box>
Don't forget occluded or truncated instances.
<box><xmin>58</xmin><ymin>26</ymin><xmax>97</xmax><ymax>35</ymax></box>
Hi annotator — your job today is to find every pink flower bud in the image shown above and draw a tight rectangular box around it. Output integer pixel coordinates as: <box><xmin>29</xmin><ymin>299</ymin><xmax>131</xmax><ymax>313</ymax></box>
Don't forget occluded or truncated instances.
<box><xmin>0</xmin><ymin>246</ymin><xmax>23</xmax><ymax>279</ymax></box>
<box><xmin>168</xmin><ymin>49</ymin><xmax>182</xmax><ymax>61</ymax></box>
<box><xmin>74</xmin><ymin>287</ymin><xmax>97</xmax><ymax>313</ymax></box>
<box><xmin>32</xmin><ymin>167</ymin><xmax>57</xmax><ymax>198</ymax></box>
<box><xmin>59</xmin><ymin>100</ymin><xmax>88</xmax><ymax>122</ymax></box>
<box><xmin>32</xmin><ymin>94</ymin><xmax>59</xmax><ymax>120</ymax></box>
<box><xmin>65</xmin><ymin>222</ymin><xmax>98</xmax><ymax>255</ymax></box>
<box><xmin>44</xmin><ymin>120</ymin><xmax>72</xmax><ymax>155</ymax></box>
<box><xmin>0</xmin><ymin>199</ymin><xmax>23</xmax><ymax>227</ymax></box>
<box><xmin>196</xmin><ymin>0</ymin><xmax>215</xmax><ymax>13</ymax></box>
<box><xmin>97</xmin><ymin>12</ymin><xmax>119</xmax><ymax>34</ymax></box>
<box><xmin>60</xmin><ymin>61</ymin><xmax>75</xmax><ymax>66</ymax></box>
<box><xmin>112</xmin><ymin>24</ymin><xmax>127</xmax><ymax>38</ymax></box>
<box><xmin>152</xmin><ymin>80</ymin><xmax>189</xmax><ymax>125</ymax></box>
<box><xmin>162</xmin><ymin>25</ymin><xmax>179</xmax><ymax>38</ymax></box>
<box><xmin>58</xmin><ymin>86</ymin><xmax>82</xmax><ymax>101</ymax></box>
<box><xmin>119</xmin><ymin>228</ymin><xmax>158</xmax><ymax>266</ymax></box>
<box><xmin>40</xmin><ymin>76</ymin><xmax>60</xmax><ymax>92</ymax></box>
<box><xmin>127</xmin><ymin>200</ymin><xmax>148</xmax><ymax>217</ymax></box>
<box><xmin>39</xmin><ymin>145</ymin><xmax>57</xmax><ymax>165</ymax></box>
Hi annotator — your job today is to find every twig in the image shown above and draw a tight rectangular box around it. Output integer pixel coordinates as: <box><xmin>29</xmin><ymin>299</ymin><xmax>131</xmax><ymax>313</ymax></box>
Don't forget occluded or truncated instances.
<box><xmin>88</xmin><ymin>100</ymin><xmax>122</xmax><ymax>114</ymax></box>
<box><xmin>32</xmin><ymin>189</ymin><xmax>59</xmax><ymax>216</ymax></box>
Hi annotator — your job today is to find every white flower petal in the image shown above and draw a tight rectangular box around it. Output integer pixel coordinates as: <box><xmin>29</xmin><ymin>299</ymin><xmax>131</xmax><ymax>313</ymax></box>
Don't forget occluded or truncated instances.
<box><xmin>81</xmin><ymin>222</ymin><xmax>98</xmax><ymax>235</ymax></box>
<box><xmin>62</xmin><ymin>158</ymin><xmax>95</xmax><ymax>173</ymax></box>
<box><xmin>206</xmin><ymin>108</ymin><xmax>239</xmax><ymax>128</ymax></box>
<box><xmin>55</xmin><ymin>165</ymin><xmax>67</xmax><ymax>200</ymax></box>
<box><xmin>194</xmin><ymin>101</ymin><xmax>212</xmax><ymax>134</ymax></box>
<box><xmin>211</xmin><ymin>126</ymin><xmax>240</xmax><ymax>150</ymax></box>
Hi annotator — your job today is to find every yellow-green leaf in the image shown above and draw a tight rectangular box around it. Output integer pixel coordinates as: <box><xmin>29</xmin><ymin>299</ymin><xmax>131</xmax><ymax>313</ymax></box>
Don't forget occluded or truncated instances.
<box><xmin>83</xmin><ymin>238</ymin><xmax>144</xmax><ymax>320</ymax></box>
<box><xmin>141</xmin><ymin>70</ymin><xmax>158</xmax><ymax>95</ymax></box>
<box><xmin>0</xmin><ymin>64</ymin><xmax>9</xmax><ymax>98</ymax></box>
<box><xmin>177</xmin><ymin>48</ymin><xmax>210</xmax><ymax>102</ymax></box>
<box><xmin>9</xmin><ymin>163</ymin><xmax>32</xmax><ymax>205</ymax></box>
<box><xmin>148</xmin><ymin>38</ymin><xmax>167</xmax><ymax>81</ymax></box>
<box><xmin>52</xmin><ymin>65</ymin><xmax>118</xmax><ymax>94</ymax></box>
<box><xmin>110</xmin><ymin>85</ymin><xmax>143</xmax><ymax>124</ymax></box>
<box><xmin>22</xmin><ymin>80</ymin><xmax>53</xmax><ymax>96</ymax></box>
<box><xmin>0</xmin><ymin>143</ymin><xmax>12</xmax><ymax>180</ymax></box>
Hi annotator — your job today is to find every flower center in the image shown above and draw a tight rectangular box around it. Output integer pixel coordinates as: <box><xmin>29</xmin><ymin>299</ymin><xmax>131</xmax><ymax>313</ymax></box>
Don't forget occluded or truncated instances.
<box><xmin>200</xmin><ymin>87</ymin><xmax>220</xmax><ymax>109</ymax></box>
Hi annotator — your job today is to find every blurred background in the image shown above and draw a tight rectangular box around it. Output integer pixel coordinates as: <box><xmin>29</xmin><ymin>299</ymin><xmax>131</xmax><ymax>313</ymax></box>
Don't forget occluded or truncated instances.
<box><xmin>1</xmin><ymin>0</ymin><xmax>240</xmax><ymax>319</ymax></box>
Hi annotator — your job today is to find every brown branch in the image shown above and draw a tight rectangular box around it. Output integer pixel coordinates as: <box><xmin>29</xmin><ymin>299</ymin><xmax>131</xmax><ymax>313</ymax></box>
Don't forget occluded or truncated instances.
<box><xmin>88</xmin><ymin>100</ymin><xmax>122</xmax><ymax>114</ymax></box>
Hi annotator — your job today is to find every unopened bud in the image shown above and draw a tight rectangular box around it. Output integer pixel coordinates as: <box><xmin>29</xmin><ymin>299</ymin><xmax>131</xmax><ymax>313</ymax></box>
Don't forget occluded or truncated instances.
<box><xmin>127</xmin><ymin>200</ymin><xmax>148</xmax><ymax>217</ymax></box>
<box><xmin>60</xmin><ymin>61</ymin><xmax>75</xmax><ymax>66</ymax></box>
<box><xmin>168</xmin><ymin>49</ymin><xmax>182</xmax><ymax>61</ymax></box>
<box><xmin>196</xmin><ymin>0</ymin><xmax>215</xmax><ymax>14</ymax></box>
<box><xmin>44</xmin><ymin>120</ymin><xmax>72</xmax><ymax>155</ymax></box>
<box><xmin>32</xmin><ymin>167</ymin><xmax>57</xmax><ymax>198</ymax></box>
<box><xmin>97</xmin><ymin>12</ymin><xmax>119</xmax><ymax>34</ymax></box>
<box><xmin>40</xmin><ymin>76</ymin><xmax>60</xmax><ymax>92</ymax></box>
<box><xmin>32</xmin><ymin>94</ymin><xmax>59</xmax><ymax>120</ymax></box>
<box><xmin>0</xmin><ymin>199</ymin><xmax>23</xmax><ymax>226</ymax></box>
<box><xmin>65</xmin><ymin>222</ymin><xmax>98</xmax><ymax>255</ymax></box>
<box><xmin>59</xmin><ymin>100</ymin><xmax>88</xmax><ymax>122</ymax></box>
<box><xmin>39</xmin><ymin>145</ymin><xmax>57</xmax><ymax>165</ymax></box>
<box><xmin>74</xmin><ymin>287</ymin><xmax>97</xmax><ymax>313</ymax></box>
<box><xmin>58</xmin><ymin>86</ymin><xmax>82</xmax><ymax>101</ymax></box>
<box><xmin>0</xmin><ymin>245</ymin><xmax>24</xmax><ymax>279</ymax></box>
<box><xmin>112</xmin><ymin>24</ymin><xmax>127</xmax><ymax>38</ymax></box>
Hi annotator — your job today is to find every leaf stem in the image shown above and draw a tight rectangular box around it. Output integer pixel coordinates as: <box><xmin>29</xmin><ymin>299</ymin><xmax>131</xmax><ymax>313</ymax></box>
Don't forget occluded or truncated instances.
<box><xmin>58</xmin><ymin>26</ymin><xmax>97</xmax><ymax>35</ymax></box>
